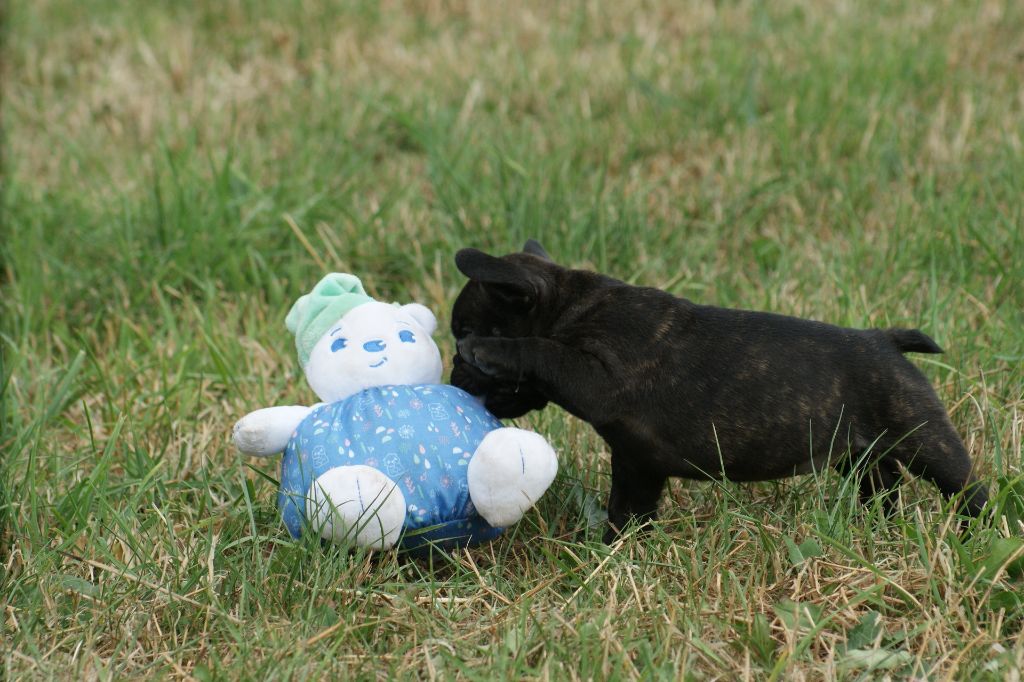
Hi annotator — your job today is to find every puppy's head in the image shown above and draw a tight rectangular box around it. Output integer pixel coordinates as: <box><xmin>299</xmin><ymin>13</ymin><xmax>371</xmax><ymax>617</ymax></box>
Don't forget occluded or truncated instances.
<box><xmin>449</xmin><ymin>240</ymin><xmax>555</xmax><ymax>417</ymax></box>
<box><xmin>451</xmin><ymin>239</ymin><xmax>556</xmax><ymax>343</ymax></box>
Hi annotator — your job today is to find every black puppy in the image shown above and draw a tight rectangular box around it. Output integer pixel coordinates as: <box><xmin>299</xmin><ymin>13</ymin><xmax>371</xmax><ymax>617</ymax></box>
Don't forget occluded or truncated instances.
<box><xmin>450</xmin><ymin>241</ymin><xmax>988</xmax><ymax>542</ymax></box>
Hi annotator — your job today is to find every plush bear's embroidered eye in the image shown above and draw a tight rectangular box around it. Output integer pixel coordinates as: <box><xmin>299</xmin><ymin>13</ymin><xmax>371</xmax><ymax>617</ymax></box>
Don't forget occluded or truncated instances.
<box><xmin>399</xmin><ymin>330</ymin><xmax>416</xmax><ymax>344</ymax></box>
<box><xmin>331</xmin><ymin>338</ymin><xmax>348</xmax><ymax>352</ymax></box>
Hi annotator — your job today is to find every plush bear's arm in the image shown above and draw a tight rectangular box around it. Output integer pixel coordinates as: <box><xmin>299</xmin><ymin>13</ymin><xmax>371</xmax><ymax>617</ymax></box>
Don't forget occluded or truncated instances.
<box><xmin>232</xmin><ymin>405</ymin><xmax>316</xmax><ymax>457</ymax></box>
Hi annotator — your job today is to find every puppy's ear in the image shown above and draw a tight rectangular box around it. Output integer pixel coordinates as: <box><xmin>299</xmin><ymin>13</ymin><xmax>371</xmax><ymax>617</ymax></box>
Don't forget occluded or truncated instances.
<box><xmin>522</xmin><ymin>239</ymin><xmax>552</xmax><ymax>261</ymax></box>
<box><xmin>455</xmin><ymin>248</ymin><xmax>543</xmax><ymax>309</ymax></box>
<box><xmin>455</xmin><ymin>248</ymin><xmax>526</xmax><ymax>284</ymax></box>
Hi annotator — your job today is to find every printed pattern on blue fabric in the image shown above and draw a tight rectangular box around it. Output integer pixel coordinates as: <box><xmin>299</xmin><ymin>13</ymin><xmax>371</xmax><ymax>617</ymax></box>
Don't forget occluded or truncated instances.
<box><xmin>279</xmin><ymin>384</ymin><xmax>506</xmax><ymax>549</ymax></box>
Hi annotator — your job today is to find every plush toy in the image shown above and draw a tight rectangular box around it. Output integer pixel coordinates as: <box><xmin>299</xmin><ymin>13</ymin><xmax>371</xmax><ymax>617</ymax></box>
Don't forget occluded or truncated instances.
<box><xmin>232</xmin><ymin>273</ymin><xmax>558</xmax><ymax>551</ymax></box>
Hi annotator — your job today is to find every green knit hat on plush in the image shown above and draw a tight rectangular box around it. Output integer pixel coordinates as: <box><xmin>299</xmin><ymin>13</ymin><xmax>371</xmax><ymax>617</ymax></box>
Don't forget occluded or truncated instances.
<box><xmin>286</xmin><ymin>273</ymin><xmax>375</xmax><ymax>366</ymax></box>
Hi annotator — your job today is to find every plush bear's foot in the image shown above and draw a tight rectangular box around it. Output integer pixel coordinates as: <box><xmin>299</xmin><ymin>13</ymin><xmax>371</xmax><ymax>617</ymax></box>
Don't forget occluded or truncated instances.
<box><xmin>468</xmin><ymin>427</ymin><xmax>558</xmax><ymax>528</ymax></box>
<box><xmin>305</xmin><ymin>465</ymin><xmax>407</xmax><ymax>549</ymax></box>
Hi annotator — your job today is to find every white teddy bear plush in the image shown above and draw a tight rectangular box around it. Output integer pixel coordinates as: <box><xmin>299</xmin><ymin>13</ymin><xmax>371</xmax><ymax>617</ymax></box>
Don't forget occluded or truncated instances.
<box><xmin>232</xmin><ymin>273</ymin><xmax>558</xmax><ymax>551</ymax></box>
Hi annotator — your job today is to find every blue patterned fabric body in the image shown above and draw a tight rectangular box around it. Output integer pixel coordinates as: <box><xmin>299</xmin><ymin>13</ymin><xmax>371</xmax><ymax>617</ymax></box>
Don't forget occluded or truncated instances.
<box><xmin>279</xmin><ymin>384</ymin><xmax>506</xmax><ymax>550</ymax></box>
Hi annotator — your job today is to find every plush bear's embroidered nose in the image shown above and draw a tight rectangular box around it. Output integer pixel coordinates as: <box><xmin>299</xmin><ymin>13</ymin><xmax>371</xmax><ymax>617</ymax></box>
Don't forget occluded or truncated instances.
<box><xmin>363</xmin><ymin>339</ymin><xmax>387</xmax><ymax>352</ymax></box>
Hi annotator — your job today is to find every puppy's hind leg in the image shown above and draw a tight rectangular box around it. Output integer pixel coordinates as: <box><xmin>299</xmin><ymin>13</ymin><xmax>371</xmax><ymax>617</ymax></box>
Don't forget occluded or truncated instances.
<box><xmin>856</xmin><ymin>459</ymin><xmax>903</xmax><ymax>516</ymax></box>
<box><xmin>863</xmin><ymin>462</ymin><xmax>903</xmax><ymax>515</ymax></box>
<box><xmin>604</xmin><ymin>453</ymin><xmax>666</xmax><ymax>544</ymax></box>
<box><xmin>834</xmin><ymin>439</ymin><xmax>903</xmax><ymax>516</ymax></box>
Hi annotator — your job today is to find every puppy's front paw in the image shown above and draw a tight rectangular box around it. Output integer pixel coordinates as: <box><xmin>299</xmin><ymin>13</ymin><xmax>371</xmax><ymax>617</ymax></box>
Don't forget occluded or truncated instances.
<box><xmin>451</xmin><ymin>353</ymin><xmax>493</xmax><ymax>396</ymax></box>
<box><xmin>457</xmin><ymin>336</ymin><xmax>517</xmax><ymax>380</ymax></box>
<box><xmin>452</xmin><ymin>353</ymin><xmax>547</xmax><ymax>418</ymax></box>
<box><xmin>484</xmin><ymin>389</ymin><xmax>548</xmax><ymax>419</ymax></box>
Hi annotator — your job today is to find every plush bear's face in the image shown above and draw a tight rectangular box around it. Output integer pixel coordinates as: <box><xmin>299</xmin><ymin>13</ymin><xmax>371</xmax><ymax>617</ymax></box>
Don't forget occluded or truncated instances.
<box><xmin>304</xmin><ymin>301</ymin><xmax>443</xmax><ymax>403</ymax></box>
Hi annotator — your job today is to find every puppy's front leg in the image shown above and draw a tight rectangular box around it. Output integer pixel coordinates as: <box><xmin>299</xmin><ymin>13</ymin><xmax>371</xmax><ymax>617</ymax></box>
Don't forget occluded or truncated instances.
<box><xmin>457</xmin><ymin>336</ymin><xmax>614</xmax><ymax>419</ymax></box>
<box><xmin>456</xmin><ymin>336</ymin><xmax>527</xmax><ymax>382</ymax></box>
<box><xmin>450</xmin><ymin>353</ymin><xmax>548</xmax><ymax>418</ymax></box>
<box><xmin>603</xmin><ymin>454</ymin><xmax>666</xmax><ymax>544</ymax></box>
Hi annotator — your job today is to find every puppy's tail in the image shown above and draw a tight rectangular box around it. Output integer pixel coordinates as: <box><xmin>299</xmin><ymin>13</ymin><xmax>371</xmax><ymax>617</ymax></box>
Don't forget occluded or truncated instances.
<box><xmin>884</xmin><ymin>328</ymin><xmax>943</xmax><ymax>354</ymax></box>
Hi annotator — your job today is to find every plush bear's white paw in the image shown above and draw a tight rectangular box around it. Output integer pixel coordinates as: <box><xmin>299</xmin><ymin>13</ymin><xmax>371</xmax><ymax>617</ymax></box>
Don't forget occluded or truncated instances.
<box><xmin>305</xmin><ymin>465</ymin><xmax>406</xmax><ymax>549</ymax></box>
<box><xmin>468</xmin><ymin>427</ymin><xmax>558</xmax><ymax>528</ymax></box>
<box><xmin>232</xmin><ymin>406</ymin><xmax>312</xmax><ymax>457</ymax></box>
<box><xmin>232</xmin><ymin>415</ymin><xmax>270</xmax><ymax>455</ymax></box>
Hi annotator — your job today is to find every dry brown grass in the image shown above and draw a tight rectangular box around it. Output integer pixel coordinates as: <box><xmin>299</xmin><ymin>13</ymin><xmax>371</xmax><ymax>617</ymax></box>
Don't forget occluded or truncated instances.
<box><xmin>4</xmin><ymin>0</ymin><xmax>1024</xmax><ymax>679</ymax></box>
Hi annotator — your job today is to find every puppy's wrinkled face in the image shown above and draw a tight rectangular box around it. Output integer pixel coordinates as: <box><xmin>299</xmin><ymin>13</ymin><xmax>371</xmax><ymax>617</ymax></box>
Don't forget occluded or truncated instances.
<box><xmin>449</xmin><ymin>241</ymin><xmax>554</xmax><ymax>416</ymax></box>
<box><xmin>451</xmin><ymin>241</ymin><xmax>555</xmax><ymax>344</ymax></box>
<box><xmin>451</xmin><ymin>278</ymin><xmax>532</xmax><ymax>341</ymax></box>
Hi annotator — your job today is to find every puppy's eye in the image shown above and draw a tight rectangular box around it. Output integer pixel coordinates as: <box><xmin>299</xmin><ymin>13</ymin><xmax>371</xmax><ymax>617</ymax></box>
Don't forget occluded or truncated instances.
<box><xmin>399</xmin><ymin>330</ymin><xmax>416</xmax><ymax>344</ymax></box>
<box><xmin>331</xmin><ymin>338</ymin><xmax>348</xmax><ymax>352</ymax></box>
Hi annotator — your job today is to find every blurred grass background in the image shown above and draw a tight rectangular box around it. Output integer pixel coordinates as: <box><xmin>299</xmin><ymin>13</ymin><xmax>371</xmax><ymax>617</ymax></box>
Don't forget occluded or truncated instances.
<box><xmin>2</xmin><ymin>0</ymin><xmax>1023</xmax><ymax>678</ymax></box>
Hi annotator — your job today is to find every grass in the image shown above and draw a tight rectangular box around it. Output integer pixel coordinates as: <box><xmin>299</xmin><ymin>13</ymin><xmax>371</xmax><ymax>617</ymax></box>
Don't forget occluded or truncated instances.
<box><xmin>3</xmin><ymin>0</ymin><xmax>1023</xmax><ymax>678</ymax></box>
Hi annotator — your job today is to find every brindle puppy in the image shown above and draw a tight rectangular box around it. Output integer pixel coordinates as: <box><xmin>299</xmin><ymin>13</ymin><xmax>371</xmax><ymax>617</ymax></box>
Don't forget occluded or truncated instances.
<box><xmin>450</xmin><ymin>241</ymin><xmax>988</xmax><ymax>542</ymax></box>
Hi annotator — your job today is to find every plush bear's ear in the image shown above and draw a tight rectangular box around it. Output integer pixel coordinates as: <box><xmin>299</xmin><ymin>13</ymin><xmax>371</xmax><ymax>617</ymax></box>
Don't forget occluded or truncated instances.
<box><xmin>400</xmin><ymin>303</ymin><xmax>437</xmax><ymax>335</ymax></box>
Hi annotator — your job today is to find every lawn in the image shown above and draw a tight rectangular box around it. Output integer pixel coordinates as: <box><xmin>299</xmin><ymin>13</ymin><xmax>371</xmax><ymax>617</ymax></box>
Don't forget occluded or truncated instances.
<box><xmin>3</xmin><ymin>0</ymin><xmax>1023</xmax><ymax>678</ymax></box>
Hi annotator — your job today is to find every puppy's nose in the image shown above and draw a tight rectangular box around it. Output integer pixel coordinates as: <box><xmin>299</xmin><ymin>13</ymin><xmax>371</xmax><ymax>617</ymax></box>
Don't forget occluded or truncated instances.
<box><xmin>363</xmin><ymin>339</ymin><xmax>387</xmax><ymax>352</ymax></box>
